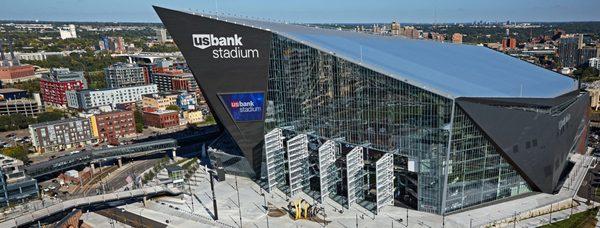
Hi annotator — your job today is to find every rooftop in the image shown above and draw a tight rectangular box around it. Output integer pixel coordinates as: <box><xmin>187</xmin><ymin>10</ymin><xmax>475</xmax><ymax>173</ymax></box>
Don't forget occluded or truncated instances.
<box><xmin>145</xmin><ymin>109</ymin><xmax>178</xmax><ymax>115</ymax></box>
<box><xmin>155</xmin><ymin>7</ymin><xmax>578</xmax><ymax>99</ymax></box>
<box><xmin>28</xmin><ymin>117</ymin><xmax>86</xmax><ymax>128</ymax></box>
<box><xmin>0</xmin><ymin>88</ymin><xmax>26</xmax><ymax>93</ymax></box>
<box><xmin>165</xmin><ymin>165</ymin><xmax>183</xmax><ymax>172</ymax></box>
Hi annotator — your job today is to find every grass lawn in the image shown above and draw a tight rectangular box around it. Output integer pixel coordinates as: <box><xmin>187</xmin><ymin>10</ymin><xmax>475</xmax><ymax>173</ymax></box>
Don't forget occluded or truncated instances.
<box><xmin>541</xmin><ymin>207</ymin><xmax>599</xmax><ymax>228</ymax></box>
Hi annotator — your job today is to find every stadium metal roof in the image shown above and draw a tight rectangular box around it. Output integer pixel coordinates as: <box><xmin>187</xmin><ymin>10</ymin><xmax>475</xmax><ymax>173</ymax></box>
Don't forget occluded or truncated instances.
<box><xmin>168</xmin><ymin>8</ymin><xmax>578</xmax><ymax>99</ymax></box>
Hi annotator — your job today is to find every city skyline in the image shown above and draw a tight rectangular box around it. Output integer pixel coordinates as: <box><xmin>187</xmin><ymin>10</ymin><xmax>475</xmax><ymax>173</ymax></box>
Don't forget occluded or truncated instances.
<box><xmin>0</xmin><ymin>0</ymin><xmax>599</xmax><ymax>24</ymax></box>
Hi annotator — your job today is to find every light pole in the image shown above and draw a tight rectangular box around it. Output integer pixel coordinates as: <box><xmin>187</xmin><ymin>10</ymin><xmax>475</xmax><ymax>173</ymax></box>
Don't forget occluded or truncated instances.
<box><xmin>235</xmin><ymin>176</ymin><xmax>242</xmax><ymax>228</ymax></box>
<box><xmin>549</xmin><ymin>203</ymin><xmax>553</xmax><ymax>224</ymax></box>
<box><xmin>139</xmin><ymin>208</ymin><xmax>144</xmax><ymax>227</ymax></box>
<box><xmin>209</xmin><ymin>171</ymin><xmax>218</xmax><ymax>220</ymax></box>
<box><xmin>263</xmin><ymin>192</ymin><xmax>270</xmax><ymax>228</ymax></box>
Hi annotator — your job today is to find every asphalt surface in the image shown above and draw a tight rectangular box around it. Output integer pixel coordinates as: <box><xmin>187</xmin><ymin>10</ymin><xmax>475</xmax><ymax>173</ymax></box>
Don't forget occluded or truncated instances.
<box><xmin>103</xmin><ymin>159</ymin><xmax>160</xmax><ymax>192</ymax></box>
<box><xmin>577</xmin><ymin>157</ymin><xmax>600</xmax><ymax>202</ymax></box>
<box><xmin>96</xmin><ymin>207</ymin><xmax>167</xmax><ymax>228</ymax></box>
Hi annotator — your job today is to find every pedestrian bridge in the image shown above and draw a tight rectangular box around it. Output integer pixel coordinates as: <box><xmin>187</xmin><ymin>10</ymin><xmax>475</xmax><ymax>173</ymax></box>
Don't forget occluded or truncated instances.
<box><xmin>0</xmin><ymin>186</ymin><xmax>182</xmax><ymax>227</ymax></box>
<box><xmin>25</xmin><ymin>139</ymin><xmax>178</xmax><ymax>178</ymax></box>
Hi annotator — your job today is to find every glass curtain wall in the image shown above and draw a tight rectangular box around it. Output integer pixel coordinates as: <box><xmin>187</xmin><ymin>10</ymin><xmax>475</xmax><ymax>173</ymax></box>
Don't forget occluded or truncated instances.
<box><xmin>445</xmin><ymin>107</ymin><xmax>531</xmax><ymax>213</ymax></box>
<box><xmin>266</xmin><ymin>34</ymin><xmax>452</xmax><ymax>214</ymax></box>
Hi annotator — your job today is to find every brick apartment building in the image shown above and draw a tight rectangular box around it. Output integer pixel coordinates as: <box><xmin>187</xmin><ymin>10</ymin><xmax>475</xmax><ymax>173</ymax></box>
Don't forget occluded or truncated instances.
<box><xmin>29</xmin><ymin>118</ymin><xmax>94</xmax><ymax>153</ymax></box>
<box><xmin>0</xmin><ymin>65</ymin><xmax>36</xmax><ymax>83</ymax></box>
<box><xmin>143</xmin><ymin>110</ymin><xmax>179</xmax><ymax>128</ymax></box>
<box><xmin>40</xmin><ymin>68</ymin><xmax>87</xmax><ymax>107</ymax></box>
<box><xmin>90</xmin><ymin>110</ymin><xmax>136</xmax><ymax>144</ymax></box>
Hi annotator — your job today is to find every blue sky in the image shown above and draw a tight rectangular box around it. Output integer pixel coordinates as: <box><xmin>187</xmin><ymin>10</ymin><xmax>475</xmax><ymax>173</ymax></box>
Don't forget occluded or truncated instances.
<box><xmin>1</xmin><ymin>0</ymin><xmax>599</xmax><ymax>23</ymax></box>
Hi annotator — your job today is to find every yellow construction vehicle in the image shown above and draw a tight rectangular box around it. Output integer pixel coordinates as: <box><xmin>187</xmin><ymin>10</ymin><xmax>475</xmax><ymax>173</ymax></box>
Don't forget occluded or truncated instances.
<box><xmin>287</xmin><ymin>199</ymin><xmax>324</xmax><ymax>220</ymax></box>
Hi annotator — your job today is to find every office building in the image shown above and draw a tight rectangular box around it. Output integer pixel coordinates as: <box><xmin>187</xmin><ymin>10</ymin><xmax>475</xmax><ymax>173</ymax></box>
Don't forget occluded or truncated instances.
<box><xmin>105</xmin><ymin>63</ymin><xmax>146</xmax><ymax>88</ymax></box>
<box><xmin>390</xmin><ymin>22</ymin><xmax>401</xmax><ymax>36</ymax></box>
<box><xmin>29</xmin><ymin>118</ymin><xmax>94</xmax><ymax>153</ymax></box>
<box><xmin>142</xmin><ymin>92</ymin><xmax>178</xmax><ymax>112</ymax></box>
<box><xmin>579</xmin><ymin>47</ymin><xmax>598</xmax><ymax>66</ymax></box>
<box><xmin>156</xmin><ymin>7</ymin><xmax>589</xmax><ymax>215</ymax></box>
<box><xmin>501</xmin><ymin>37</ymin><xmax>517</xmax><ymax>50</ymax></box>
<box><xmin>90</xmin><ymin>110</ymin><xmax>136</xmax><ymax>144</ymax></box>
<box><xmin>451</xmin><ymin>33</ymin><xmax>463</xmax><ymax>44</ymax></box>
<box><xmin>59</xmin><ymin>24</ymin><xmax>77</xmax><ymax>39</ymax></box>
<box><xmin>40</xmin><ymin>68</ymin><xmax>87</xmax><ymax>107</ymax></box>
<box><xmin>143</xmin><ymin>110</ymin><xmax>179</xmax><ymax>128</ymax></box>
<box><xmin>156</xmin><ymin>28</ymin><xmax>168</xmax><ymax>43</ymax></box>
<box><xmin>150</xmin><ymin>70</ymin><xmax>198</xmax><ymax>92</ymax></box>
<box><xmin>0</xmin><ymin>154</ymin><xmax>39</xmax><ymax>207</ymax></box>
<box><xmin>0</xmin><ymin>65</ymin><xmax>36</xmax><ymax>84</ymax></box>
<box><xmin>0</xmin><ymin>93</ymin><xmax>42</xmax><ymax>117</ymax></box>
<box><xmin>558</xmin><ymin>37</ymin><xmax>580</xmax><ymax>68</ymax></box>
<box><xmin>66</xmin><ymin>84</ymin><xmax>158</xmax><ymax>110</ymax></box>
<box><xmin>183</xmin><ymin>110</ymin><xmax>203</xmax><ymax>124</ymax></box>
<box><xmin>98</xmin><ymin>36</ymin><xmax>126</xmax><ymax>53</ymax></box>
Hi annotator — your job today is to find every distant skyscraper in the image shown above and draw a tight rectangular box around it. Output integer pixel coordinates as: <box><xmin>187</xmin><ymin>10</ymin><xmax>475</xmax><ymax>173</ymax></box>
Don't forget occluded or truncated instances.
<box><xmin>390</xmin><ymin>22</ymin><xmax>400</xmax><ymax>36</ymax></box>
<box><xmin>558</xmin><ymin>37</ymin><xmax>580</xmax><ymax>68</ymax></box>
<box><xmin>98</xmin><ymin>36</ymin><xmax>126</xmax><ymax>53</ymax></box>
<box><xmin>156</xmin><ymin>28</ymin><xmax>167</xmax><ymax>43</ymax></box>
<box><xmin>501</xmin><ymin>38</ymin><xmax>517</xmax><ymax>50</ymax></box>
<box><xmin>579</xmin><ymin>47</ymin><xmax>598</xmax><ymax>66</ymax></box>
<box><xmin>451</xmin><ymin>33</ymin><xmax>463</xmax><ymax>44</ymax></box>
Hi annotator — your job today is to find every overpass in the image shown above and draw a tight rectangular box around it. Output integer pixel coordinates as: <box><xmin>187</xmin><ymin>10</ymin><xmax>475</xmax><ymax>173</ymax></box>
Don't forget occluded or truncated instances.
<box><xmin>25</xmin><ymin>139</ymin><xmax>178</xmax><ymax>178</ymax></box>
<box><xmin>111</xmin><ymin>52</ymin><xmax>183</xmax><ymax>63</ymax></box>
<box><xmin>0</xmin><ymin>186</ymin><xmax>181</xmax><ymax>227</ymax></box>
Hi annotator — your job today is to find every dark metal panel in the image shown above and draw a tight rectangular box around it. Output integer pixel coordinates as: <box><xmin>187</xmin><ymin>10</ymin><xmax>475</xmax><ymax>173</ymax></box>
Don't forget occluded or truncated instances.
<box><xmin>456</xmin><ymin>92</ymin><xmax>589</xmax><ymax>193</ymax></box>
<box><xmin>154</xmin><ymin>6</ymin><xmax>273</xmax><ymax>175</ymax></box>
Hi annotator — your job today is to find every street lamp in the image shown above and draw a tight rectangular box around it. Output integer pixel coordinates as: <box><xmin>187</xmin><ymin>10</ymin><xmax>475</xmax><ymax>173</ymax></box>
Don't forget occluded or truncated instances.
<box><xmin>235</xmin><ymin>176</ymin><xmax>242</xmax><ymax>228</ymax></box>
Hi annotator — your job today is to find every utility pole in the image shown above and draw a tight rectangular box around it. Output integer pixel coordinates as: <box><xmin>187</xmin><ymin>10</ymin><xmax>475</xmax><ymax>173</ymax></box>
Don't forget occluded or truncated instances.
<box><xmin>513</xmin><ymin>211</ymin><xmax>517</xmax><ymax>228</ymax></box>
<box><xmin>235</xmin><ymin>176</ymin><xmax>242</xmax><ymax>228</ymax></box>
<box><xmin>355</xmin><ymin>214</ymin><xmax>358</xmax><ymax>228</ymax></box>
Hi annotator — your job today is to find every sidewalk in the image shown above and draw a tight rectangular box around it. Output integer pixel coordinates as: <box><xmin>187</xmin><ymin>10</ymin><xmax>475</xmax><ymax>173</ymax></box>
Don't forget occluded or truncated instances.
<box><xmin>447</xmin><ymin>152</ymin><xmax>594</xmax><ymax>227</ymax></box>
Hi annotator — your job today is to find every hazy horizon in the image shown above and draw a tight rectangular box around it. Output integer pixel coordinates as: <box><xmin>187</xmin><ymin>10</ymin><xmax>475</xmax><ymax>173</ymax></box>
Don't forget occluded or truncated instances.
<box><xmin>1</xmin><ymin>0</ymin><xmax>599</xmax><ymax>24</ymax></box>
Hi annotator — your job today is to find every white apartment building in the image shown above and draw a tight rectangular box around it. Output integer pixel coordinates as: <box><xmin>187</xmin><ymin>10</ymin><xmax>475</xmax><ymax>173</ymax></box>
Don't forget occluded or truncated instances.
<box><xmin>591</xmin><ymin>57</ymin><xmax>600</xmax><ymax>70</ymax></box>
<box><xmin>67</xmin><ymin>84</ymin><xmax>158</xmax><ymax>110</ymax></box>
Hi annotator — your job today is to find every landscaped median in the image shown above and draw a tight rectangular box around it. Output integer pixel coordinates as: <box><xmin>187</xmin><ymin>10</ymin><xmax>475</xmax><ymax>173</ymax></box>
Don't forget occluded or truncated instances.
<box><xmin>541</xmin><ymin>207</ymin><xmax>598</xmax><ymax>228</ymax></box>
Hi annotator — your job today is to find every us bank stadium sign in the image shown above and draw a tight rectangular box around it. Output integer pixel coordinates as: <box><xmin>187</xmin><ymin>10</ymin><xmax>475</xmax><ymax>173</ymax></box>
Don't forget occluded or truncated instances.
<box><xmin>219</xmin><ymin>92</ymin><xmax>265</xmax><ymax>122</ymax></box>
<box><xmin>192</xmin><ymin>34</ymin><xmax>259</xmax><ymax>59</ymax></box>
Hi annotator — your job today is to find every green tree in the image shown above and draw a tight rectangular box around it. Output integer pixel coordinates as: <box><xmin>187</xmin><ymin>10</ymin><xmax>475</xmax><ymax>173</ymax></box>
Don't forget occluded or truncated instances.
<box><xmin>0</xmin><ymin>114</ymin><xmax>35</xmax><ymax>132</ymax></box>
<box><xmin>37</xmin><ymin>110</ymin><xmax>66</xmax><ymax>123</ymax></box>
<box><xmin>574</xmin><ymin>67</ymin><xmax>600</xmax><ymax>82</ymax></box>
<box><xmin>134</xmin><ymin>109</ymin><xmax>144</xmax><ymax>133</ymax></box>
<box><xmin>165</xmin><ymin>105</ymin><xmax>181</xmax><ymax>112</ymax></box>
<box><xmin>1</xmin><ymin>146</ymin><xmax>30</xmax><ymax>163</ymax></box>
<box><xmin>203</xmin><ymin>115</ymin><xmax>216</xmax><ymax>125</ymax></box>
<box><xmin>85</xmin><ymin>71</ymin><xmax>107</xmax><ymax>89</ymax></box>
<box><xmin>9</xmin><ymin>79</ymin><xmax>41</xmax><ymax>94</ymax></box>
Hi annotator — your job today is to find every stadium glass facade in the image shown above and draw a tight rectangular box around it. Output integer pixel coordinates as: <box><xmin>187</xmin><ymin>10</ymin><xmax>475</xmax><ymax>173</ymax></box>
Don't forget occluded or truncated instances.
<box><xmin>155</xmin><ymin>6</ymin><xmax>588</xmax><ymax>215</ymax></box>
<box><xmin>264</xmin><ymin>34</ymin><xmax>530</xmax><ymax>213</ymax></box>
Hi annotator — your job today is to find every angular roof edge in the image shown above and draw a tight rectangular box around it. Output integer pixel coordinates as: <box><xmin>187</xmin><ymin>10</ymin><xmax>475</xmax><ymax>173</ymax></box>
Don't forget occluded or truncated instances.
<box><xmin>154</xmin><ymin>6</ymin><xmax>578</xmax><ymax>99</ymax></box>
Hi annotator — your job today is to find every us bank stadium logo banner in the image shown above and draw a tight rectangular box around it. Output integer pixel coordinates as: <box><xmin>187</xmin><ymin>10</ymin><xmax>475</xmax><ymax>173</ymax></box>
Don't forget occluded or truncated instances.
<box><xmin>219</xmin><ymin>92</ymin><xmax>265</xmax><ymax>122</ymax></box>
<box><xmin>192</xmin><ymin>34</ymin><xmax>260</xmax><ymax>59</ymax></box>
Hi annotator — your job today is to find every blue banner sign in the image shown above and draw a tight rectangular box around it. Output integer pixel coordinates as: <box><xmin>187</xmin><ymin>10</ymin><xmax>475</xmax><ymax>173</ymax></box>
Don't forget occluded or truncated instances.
<box><xmin>219</xmin><ymin>92</ymin><xmax>265</xmax><ymax>122</ymax></box>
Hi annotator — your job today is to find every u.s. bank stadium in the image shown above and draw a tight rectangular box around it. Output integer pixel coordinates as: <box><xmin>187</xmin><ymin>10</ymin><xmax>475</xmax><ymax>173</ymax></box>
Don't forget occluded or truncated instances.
<box><xmin>154</xmin><ymin>6</ymin><xmax>590</xmax><ymax>215</ymax></box>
